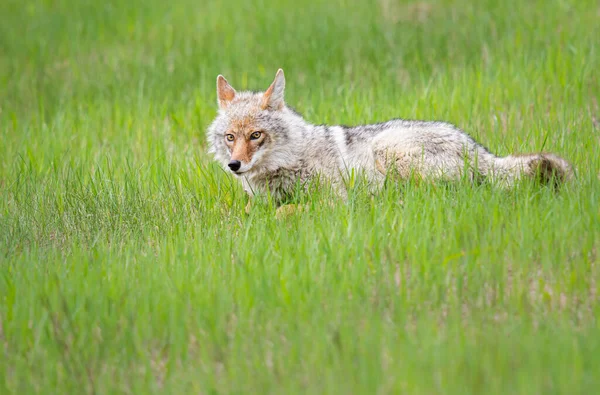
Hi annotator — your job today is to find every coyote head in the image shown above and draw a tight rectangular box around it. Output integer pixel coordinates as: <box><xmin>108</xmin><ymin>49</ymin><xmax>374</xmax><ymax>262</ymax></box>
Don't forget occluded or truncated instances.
<box><xmin>207</xmin><ymin>69</ymin><xmax>297</xmax><ymax>176</ymax></box>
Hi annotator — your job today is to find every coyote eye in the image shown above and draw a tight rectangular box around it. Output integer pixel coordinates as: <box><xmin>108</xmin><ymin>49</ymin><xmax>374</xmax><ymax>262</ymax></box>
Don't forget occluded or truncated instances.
<box><xmin>250</xmin><ymin>131</ymin><xmax>262</xmax><ymax>140</ymax></box>
<box><xmin>225</xmin><ymin>134</ymin><xmax>235</xmax><ymax>142</ymax></box>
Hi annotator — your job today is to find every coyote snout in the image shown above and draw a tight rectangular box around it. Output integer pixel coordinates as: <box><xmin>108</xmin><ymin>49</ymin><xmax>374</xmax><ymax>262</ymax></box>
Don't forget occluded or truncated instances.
<box><xmin>223</xmin><ymin>128</ymin><xmax>269</xmax><ymax>174</ymax></box>
<box><xmin>228</xmin><ymin>160</ymin><xmax>242</xmax><ymax>172</ymax></box>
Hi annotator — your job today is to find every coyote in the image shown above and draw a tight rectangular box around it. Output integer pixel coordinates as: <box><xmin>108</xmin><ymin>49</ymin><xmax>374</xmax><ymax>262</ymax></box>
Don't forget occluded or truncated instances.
<box><xmin>207</xmin><ymin>69</ymin><xmax>573</xmax><ymax>206</ymax></box>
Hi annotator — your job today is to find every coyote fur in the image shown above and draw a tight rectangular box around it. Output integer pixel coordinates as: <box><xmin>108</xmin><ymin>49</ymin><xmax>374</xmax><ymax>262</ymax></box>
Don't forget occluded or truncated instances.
<box><xmin>207</xmin><ymin>69</ymin><xmax>573</xmax><ymax>205</ymax></box>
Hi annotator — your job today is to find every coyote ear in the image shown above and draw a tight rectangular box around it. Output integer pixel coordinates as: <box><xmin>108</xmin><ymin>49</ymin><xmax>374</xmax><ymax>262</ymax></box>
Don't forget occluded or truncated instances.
<box><xmin>261</xmin><ymin>69</ymin><xmax>285</xmax><ymax>110</ymax></box>
<box><xmin>217</xmin><ymin>75</ymin><xmax>236</xmax><ymax>109</ymax></box>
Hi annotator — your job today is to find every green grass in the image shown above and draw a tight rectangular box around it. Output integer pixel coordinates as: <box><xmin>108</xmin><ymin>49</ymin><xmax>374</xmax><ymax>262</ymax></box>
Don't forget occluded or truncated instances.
<box><xmin>1</xmin><ymin>0</ymin><xmax>599</xmax><ymax>393</ymax></box>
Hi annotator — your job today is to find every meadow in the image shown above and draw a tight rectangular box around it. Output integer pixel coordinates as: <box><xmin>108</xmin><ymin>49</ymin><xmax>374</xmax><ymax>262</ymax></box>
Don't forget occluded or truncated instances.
<box><xmin>1</xmin><ymin>0</ymin><xmax>599</xmax><ymax>393</ymax></box>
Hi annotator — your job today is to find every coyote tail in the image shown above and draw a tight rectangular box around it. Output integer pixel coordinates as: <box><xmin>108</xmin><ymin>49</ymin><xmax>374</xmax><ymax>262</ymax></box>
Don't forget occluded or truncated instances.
<box><xmin>491</xmin><ymin>153</ymin><xmax>574</xmax><ymax>187</ymax></box>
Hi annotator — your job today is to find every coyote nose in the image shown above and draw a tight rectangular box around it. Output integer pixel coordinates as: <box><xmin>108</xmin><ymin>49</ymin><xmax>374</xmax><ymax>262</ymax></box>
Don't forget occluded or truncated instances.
<box><xmin>228</xmin><ymin>160</ymin><xmax>241</xmax><ymax>172</ymax></box>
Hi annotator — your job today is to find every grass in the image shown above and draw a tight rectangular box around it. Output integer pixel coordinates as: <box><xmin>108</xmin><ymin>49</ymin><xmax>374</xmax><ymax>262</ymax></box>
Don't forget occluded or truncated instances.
<box><xmin>1</xmin><ymin>0</ymin><xmax>599</xmax><ymax>393</ymax></box>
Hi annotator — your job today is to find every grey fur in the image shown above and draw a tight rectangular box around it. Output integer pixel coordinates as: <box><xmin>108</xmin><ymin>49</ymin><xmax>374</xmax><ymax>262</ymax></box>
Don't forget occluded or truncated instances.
<box><xmin>207</xmin><ymin>69</ymin><xmax>574</xmax><ymax>204</ymax></box>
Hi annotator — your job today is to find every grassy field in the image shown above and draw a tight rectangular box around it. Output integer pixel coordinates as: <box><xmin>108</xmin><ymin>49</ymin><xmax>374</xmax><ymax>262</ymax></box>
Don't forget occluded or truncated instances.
<box><xmin>1</xmin><ymin>0</ymin><xmax>599</xmax><ymax>393</ymax></box>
